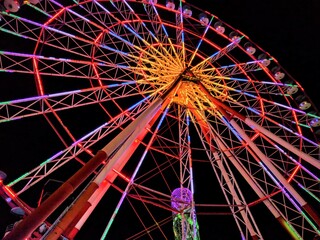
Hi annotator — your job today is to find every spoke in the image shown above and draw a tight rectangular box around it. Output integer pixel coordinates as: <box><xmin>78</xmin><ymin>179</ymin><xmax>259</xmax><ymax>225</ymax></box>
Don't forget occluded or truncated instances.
<box><xmin>118</xmin><ymin>0</ymin><xmax>181</xmax><ymax>66</ymax></box>
<box><xmin>187</xmin><ymin>15</ymin><xmax>214</xmax><ymax>67</ymax></box>
<box><xmin>194</xmin><ymin>80</ymin><xmax>319</xmax><ymax>168</ymax></box>
<box><xmin>84</xmin><ymin>1</ymin><xmax>178</xmax><ymax>68</ymax></box>
<box><xmin>143</xmin><ymin>2</ymin><xmax>183</xmax><ymax>67</ymax></box>
<box><xmin>190</xmin><ymin>104</ymin><xmax>312</xmax><ymax>238</ymax></box>
<box><xmin>7</xmin><ymin>95</ymin><xmax>156</xmax><ymax>194</ymax></box>
<box><xmin>202</xmin><ymin>78</ymin><xmax>318</xmax><ymax>129</ymax></box>
<box><xmin>196</xmin><ymin>59</ymin><xmax>273</xmax><ymax>77</ymax></box>
<box><xmin>199</xmin><ymin>81</ymin><xmax>320</xmax><ymax>185</ymax></box>
<box><xmin>197</xmin><ymin>83</ymin><xmax>320</xmax><ymax>234</ymax></box>
<box><xmin>213</xmin><ymin>133</ymin><xmax>305</xmax><ymax>239</ymax></box>
<box><xmin>0</xmin><ymin>83</ymin><xmax>155</xmax><ymax>123</ymax></box>
<box><xmin>189</xmin><ymin>106</ymin><xmax>260</xmax><ymax>237</ymax></box>
<box><xmin>176</xmin><ymin>0</ymin><xmax>186</xmax><ymax>67</ymax></box>
<box><xmin>0</xmin><ymin>49</ymin><xmax>180</xmax><ymax>86</ymax></box>
<box><xmin>1</xmin><ymin>4</ymin><xmax>175</xmax><ymax>74</ymax></box>
<box><xmin>101</xmin><ymin>103</ymin><xmax>170</xmax><ymax>239</ymax></box>
<box><xmin>192</xmin><ymin>37</ymin><xmax>244</xmax><ymax>71</ymax></box>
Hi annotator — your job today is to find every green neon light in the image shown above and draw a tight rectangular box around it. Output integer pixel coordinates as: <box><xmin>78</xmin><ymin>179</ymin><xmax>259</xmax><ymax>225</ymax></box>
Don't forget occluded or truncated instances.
<box><xmin>298</xmin><ymin>123</ymin><xmax>311</xmax><ymax>129</ymax></box>
<box><xmin>101</xmin><ymin>208</ymin><xmax>119</xmax><ymax>239</ymax></box>
<box><xmin>173</xmin><ymin>213</ymin><xmax>200</xmax><ymax>240</ymax></box>
<box><xmin>40</xmin><ymin>159</ymin><xmax>52</xmax><ymax>167</ymax></box>
<box><xmin>301</xmin><ymin>211</ymin><xmax>320</xmax><ymax>235</ymax></box>
<box><xmin>0</xmin><ymin>27</ymin><xmax>24</xmax><ymax>38</ymax></box>
<box><xmin>101</xmin><ymin>219</ymin><xmax>113</xmax><ymax>240</ymax></box>
<box><xmin>7</xmin><ymin>172</ymin><xmax>30</xmax><ymax>187</ymax></box>
<box><xmin>0</xmin><ymin>100</ymin><xmax>12</xmax><ymax>105</ymax></box>
<box><xmin>307</xmin><ymin>112</ymin><xmax>320</xmax><ymax>119</ymax></box>
<box><xmin>282</xmin><ymin>220</ymin><xmax>302</xmax><ymax>240</ymax></box>
<box><xmin>25</xmin><ymin>3</ymin><xmax>51</xmax><ymax>17</ymax></box>
<box><xmin>302</xmin><ymin>188</ymin><xmax>320</xmax><ymax>203</ymax></box>
<box><xmin>0</xmin><ymin>119</ymin><xmax>11</xmax><ymax>123</ymax></box>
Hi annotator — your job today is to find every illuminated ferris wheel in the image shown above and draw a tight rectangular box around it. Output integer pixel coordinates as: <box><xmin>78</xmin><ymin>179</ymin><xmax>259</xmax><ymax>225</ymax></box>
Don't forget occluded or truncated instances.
<box><xmin>0</xmin><ymin>0</ymin><xmax>319</xmax><ymax>239</ymax></box>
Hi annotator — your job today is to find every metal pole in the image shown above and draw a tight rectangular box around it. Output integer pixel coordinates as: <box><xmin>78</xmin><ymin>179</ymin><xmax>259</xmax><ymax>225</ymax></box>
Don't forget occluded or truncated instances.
<box><xmin>191</xmin><ymin>104</ymin><xmax>302</xmax><ymax>239</ymax></box>
<box><xmin>190</xmin><ymin>108</ymin><xmax>262</xmax><ymax>239</ymax></box>
<box><xmin>46</xmin><ymin>100</ymin><xmax>163</xmax><ymax>240</ymax></box>
<box><xmin>3</xmin><ymin>96</ymin><xmax>164</xmax><ymax>240</ymax></box>
<box><xmin>198</xmin><ymin>81</ymin><xmax>320</xmax><ymax>229</ymax></box>
<box><xmin>42</xmin><ymin>75</ymin><xmax>182</xmax><ymax>239</ymax></box>
<box><xmin>64</xmin><ymin>128</ymin><xmax>149</xmax><ymax>238</ymax></box>
<box><xmin>197</xmin><ymin>82</ymin><xmax>320</xmax><ymax>170</ymax></box>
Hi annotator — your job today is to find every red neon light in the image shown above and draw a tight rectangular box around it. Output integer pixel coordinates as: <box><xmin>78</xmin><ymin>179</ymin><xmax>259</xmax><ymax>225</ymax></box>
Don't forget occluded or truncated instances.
<box><xmin>113</xmin><ymin>169</ymin><xmax>130</xmax><ymax>182</ymax></box>
<box><xmin>92</xmin><ymin>64</ymin><xmax>103</xmax><ymax>86</ymax></box>
<box><xmin>77</xmin><ymin>143</ymin><xmax>92</xmax><ymax>154</ymax></box>
<box><xmin>94</xmin><ymin>32</ymin><xmax>104</xmax><ymax>44</ymax></box>
<box><xmin>4</xmin><ymin>186</ymin><xmax>16</xmax><ymax>198</ymax></box>
<box><xmin>287</xmin><ymin>166</ymin><xmax>300</xmax><ymax>182</ymax></box>
<box><xmin>46</xmin><ymin>8</ymin><xmax>65</xmax><ymax>25</ymax></box>
<box><xmin>33</xmin><ymin>58</ymin><xmax>44</xmax><ymax>95</ymax></box>
<box><xmin>33</xmin><ymin>8</ymin><xmax>65</xmax><ymax>96</ymax></box>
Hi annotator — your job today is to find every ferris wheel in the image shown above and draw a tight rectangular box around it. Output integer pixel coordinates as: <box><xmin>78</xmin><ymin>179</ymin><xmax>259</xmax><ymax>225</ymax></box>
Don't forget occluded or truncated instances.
<box><xmin>0</xmin><ymin>0</ymin><xmax>319</xmax><ymax>239</ymax></box>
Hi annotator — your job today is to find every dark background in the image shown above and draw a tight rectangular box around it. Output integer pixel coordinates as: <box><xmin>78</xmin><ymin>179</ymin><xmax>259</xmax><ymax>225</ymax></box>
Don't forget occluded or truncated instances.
<box><xmin>0</xmin><ymin>0</ymin><xmax>319</xmax><ymax>239</ymax></box>
<box><xmin>198</xmin><ymin>0</ymin><xmax>320</xmax><ymax>109</ymax></box>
